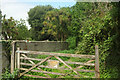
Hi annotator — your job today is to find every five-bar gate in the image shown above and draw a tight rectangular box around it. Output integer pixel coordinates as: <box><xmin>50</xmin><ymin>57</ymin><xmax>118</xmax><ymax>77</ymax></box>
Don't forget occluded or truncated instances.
<box><xmin>11</xmin><ymin>45</ymin><xmax>100</xmax><ymax>78</ymax></box>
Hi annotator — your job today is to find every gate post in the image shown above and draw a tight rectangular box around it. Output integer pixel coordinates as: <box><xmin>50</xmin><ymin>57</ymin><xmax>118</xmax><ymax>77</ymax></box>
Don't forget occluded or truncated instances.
<box><xmin>11</xmin><ymin>41</ymin><xmax>15</xmax><ymax>73</ymax></box>
<box><xmin>17</xmin><ymin>47</ymin><xmax>20</xmax><ymax>69</ymax></box>
<box><xmin>95</xmin><ymin>45</ymin><xmax>100</xmax><ymax>78</ymax></box>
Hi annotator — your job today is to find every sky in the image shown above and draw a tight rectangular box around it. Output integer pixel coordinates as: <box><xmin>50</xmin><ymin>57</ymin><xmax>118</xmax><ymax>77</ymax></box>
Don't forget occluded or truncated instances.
<box><xmin>1</xmin><ymin>0</ymin><xmax>76</xmax><ymax>29</ymax></box>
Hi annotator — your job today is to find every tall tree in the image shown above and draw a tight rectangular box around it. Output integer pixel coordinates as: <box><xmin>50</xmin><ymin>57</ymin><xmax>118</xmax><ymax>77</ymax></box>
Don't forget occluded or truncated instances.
<box><xmin>72</xmin><ymin>2</ymin><xmax>120</xmax><ymax>78</ymax></box>
<box><xmin>1</xmin><ymin>16</ymin><xmax>29</xmax><ymax>40</ymax></box>
<box><xmin>15</xmin><ymin>19</ymin><xmax>30</xmax><ymax>40</ymax></box>
<box><xmin>2</xmin><ymin>16</ymin><xmax>17</xmax><ymax>40</ymax></box>
<box><xmin>28</xmin><ymin>5</ymin><xmax>53</xmax><ymax>40</ymax></box>
<box><xmin>69</xmin><ymin>2</ymin><xmax>97</xmax><ymax>47</ymax></box>
<box><xmin>42</xmin><ymin>7</ymin><xmax>71</xmax><ymax>41</ymax></box>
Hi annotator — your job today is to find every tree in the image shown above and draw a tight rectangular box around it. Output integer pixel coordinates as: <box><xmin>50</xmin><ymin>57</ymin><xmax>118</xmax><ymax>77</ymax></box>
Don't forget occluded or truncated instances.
<box><xmin>72</xmin><ymin>2</ymin><xmax>120</xmax><ymax>78</ymax></box>
<box><xmin>15</xmin><ymin>19</ymin><xmax>30</xmax><ymax>40</ymax></box>
<box><xmin>2</xmin><ymin>16</ymin><xmax>18</xmax><ymax>40</ymax></box>
<box><xmin>28</xmin><ymin>5</ymin><xmax>53</xmax><ymax>40</ymax></box>
<box><xmin>42</xmin><ymin>7</ymin><xmax>71</xmax><ymax>41</ymax></box>
<box><xmin>1</xmin><ymin>16</ymin><xmax>30</xmax><ymax>40</ymax></box>
<box><xmin>69</xmin><ymin>2</ymin><xmax>98</xmax><ymax>47</ymax></box>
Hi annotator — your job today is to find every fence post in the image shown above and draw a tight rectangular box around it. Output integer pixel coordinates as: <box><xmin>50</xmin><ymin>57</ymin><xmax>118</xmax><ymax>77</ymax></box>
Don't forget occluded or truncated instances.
<box><xmin>95</xmin><ymin>45</ymin><xmax>100</xmax><ymax>78</ymax></box>
<box><xmin>11</xmin><ymin>41</ymin><xmax>15</xmax><ymax>73</ymax></box>
<box><xmin>17</xmin><ymin>47</ymin><xmax>20</xmax><ymax>69</ymax></box>
<box><xmin>0</xmin><ymin>41</ymin><xmax>2</xmax><ymax>79</ymax></box>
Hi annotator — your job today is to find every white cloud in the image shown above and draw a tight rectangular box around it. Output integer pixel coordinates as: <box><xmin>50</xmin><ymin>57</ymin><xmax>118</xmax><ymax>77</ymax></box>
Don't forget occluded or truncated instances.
<box><xmin>1</xmin><ymin>0</ymin><xmax>34</xmax><ymax>29</ymax></box>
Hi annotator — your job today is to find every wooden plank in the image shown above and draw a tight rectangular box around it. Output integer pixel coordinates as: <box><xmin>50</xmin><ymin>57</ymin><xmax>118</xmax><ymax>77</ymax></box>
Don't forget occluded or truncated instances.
<box><xmin>54</xmin><ymin>56</ymin><xmax>79</xmax><ymax>75</ymax></box>
<box><xmin>11</xmin><ymin>41</ymin><xmax>15</xmax><ymax>73</ymax></box>
<box><xmin>73</xmin><ymin>74</ymin><xmax>89</xmax><ymax>78</ymax></box>
<box><xmin>15</xmin><ymin>51</ymin><xmax>17</xmax><ymax>69</ymax></box>
<box><xmin>19</xmin><ymin>56</ymin><xmax>52</xmax><ymax>77</ymax></box>
<box><xmin>20</xmin><ymin>57</ymin><xmax>43</xmax><ymax>61</ymax></box>
<box><xmin>20</xmin><ymin>63</ymin><xmax>68</xmax><ymax>70</ymax></box>
<box><xmin>38</xmin><ymin>65</ymin><xmax>65</xmax><ymax>70</ymax></box>
<box><xmin>24</xmin><ymin>74</ymin><xmax>48</xmax><ymax>78</ymax></box>
<box><xmin>20</xmin><ymin>63</ymin><xmax>95</xmax><ymax>72</ymax></box>
<box><xmin>20</xmin><ymin>62</ymin><xmax>32</xmax><ymax>66</ymax></box>
<box><xmin>20</xmin><ymin>68</ymin><xmax>65</xmax><ymax>75</ymax></box>
<box><xmin>17</xmin><ymin>50</ymin><xmax>95</xmax><ymax>59</ymax></box>
<box><xmin>76</xmin><ymin>69</ymin><xmax>95</xmax><ymax>72</ymax></box>
<box><xmin>38</xmin><ymin>65</ymin><xmax>95</xmax><ymax>72</ymax></box>
<box><xmin>95</xmin><ymin>45</ymin><xmax>100</xmax><ymax>78</ymax></box>
<box><xmin>17</xmin><ymin>48</ymin><xmax>20</xmax><ymax>69</ymax></box>
<box><xmin>20</xmin><ymin>57</ymin><xmax>94</xmax><ymax>66</ymax></box>
<box><xmin>75</xmin><ymin>59</ymin><xmax>95</xmax><ymax>69</ymax></box>
<box><xmin>21</xmin><ymin>54</ymin><xmax>35</xmax><ymax>64</ymax></box>
<box><xmin>65</xmin><ymin>61</ymin><xmax>94</xmax><ymax>66</ymax></box>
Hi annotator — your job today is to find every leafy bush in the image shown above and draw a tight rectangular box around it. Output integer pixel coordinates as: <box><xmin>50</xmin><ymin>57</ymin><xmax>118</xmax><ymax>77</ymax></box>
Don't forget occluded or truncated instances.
<box><xmin>73</xmin><ymin>2</ymin><xmax>120</xmax><ymax>78</ymax></box>
<box><xmin>2</xmin><ymin>68</ymin><xmax>19</xmax><ymax>78</ymax></box>
<box><xmin>66</xmin><ymin>37</ymin><xmax>77</xmax><ymax>49</ymax></box>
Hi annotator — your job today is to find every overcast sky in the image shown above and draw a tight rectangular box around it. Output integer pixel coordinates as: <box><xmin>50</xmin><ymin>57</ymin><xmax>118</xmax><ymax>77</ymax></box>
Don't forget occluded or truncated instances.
<box><xmin>1</xmin><ymin>0</ymin><xmax>76</xmax><ymax>29</ymax></box>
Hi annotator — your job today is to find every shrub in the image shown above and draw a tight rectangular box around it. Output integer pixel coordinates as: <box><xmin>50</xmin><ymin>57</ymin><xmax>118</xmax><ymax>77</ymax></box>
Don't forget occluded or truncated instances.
<box><xmin>2</xmin><ymin>68</ymin><xmax>19</xmax><ymax>78</ymax></box>
<box><xmin>66</xmin><ymin>36</ymin><xmax>77</xmax><ymax>49</ymax></box>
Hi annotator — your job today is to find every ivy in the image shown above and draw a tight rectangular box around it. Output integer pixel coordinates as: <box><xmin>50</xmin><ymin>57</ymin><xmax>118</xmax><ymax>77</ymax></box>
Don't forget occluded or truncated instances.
<box><xmin>70</xmin><ymin>2</ymin><xmax>120</xmax><ymax>78</ymax></box>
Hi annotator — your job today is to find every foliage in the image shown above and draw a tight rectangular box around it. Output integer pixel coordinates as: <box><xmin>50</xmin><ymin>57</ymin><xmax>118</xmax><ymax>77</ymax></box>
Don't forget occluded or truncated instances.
<box><xmin>1</xmin><ymin>16</ymin><xmax>30</xmax><ymax>40</ymax></box>
<box><xmin>74</xmin><ymin>3</ymin><xmax>112</xmax><ymax>54</ymax></box>
<box><xmin>28</xmin><ymin>5</ymin><xmax>53</xmax><ymax>41</ymax></box>
<box><xmin>71</xmin><ymin>2</ymin><xmax>120</xmax><ymax>78</ymax></box>
<box><xmin>1</xmin><ymin>1</ymin><xmax>119</xmax><ymax>78</ymax></box>
<box><xmin>66</xmin><ymin>36</ymin><xmax>77</xmax><ymax>49</ymax></box>
<box><xmin>1</xmin><ymin>41</ymin><xmax>12</xmax><ymax>64</ymax></box>
<box><xmin>67</xmin><ymin>3</ymin><xmax>94</xmax><ymax>47</ymax></box>
<box><xmin>2</xmin><ymin>16</ymin><xmax>17</xmax><ymax>40</ymax></box>
<box><xmin>15</xmin><ymin>19</ymin><xmax>30</xmax><ymax>40</ymax></box>
<box><xmin>1</xmin><ymin>16</ymin><xmax>30</xmax><ymax>68</ymax></box>
<box><xmin>2</xmin><ymin>68</ymin><xmax>19</xmax><ymax>78</ymax></box>
<box><xmin>42</xmin><ymin>7</ymin><xmax>71</xmax><ymax>41</ymax></box>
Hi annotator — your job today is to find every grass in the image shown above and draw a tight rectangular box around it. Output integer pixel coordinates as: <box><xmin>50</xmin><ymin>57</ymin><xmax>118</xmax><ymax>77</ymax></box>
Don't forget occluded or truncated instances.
<box><xmin>21</xmin><ymin>49</ymin><xmax>95</xmax><ymax>78</ymax></box>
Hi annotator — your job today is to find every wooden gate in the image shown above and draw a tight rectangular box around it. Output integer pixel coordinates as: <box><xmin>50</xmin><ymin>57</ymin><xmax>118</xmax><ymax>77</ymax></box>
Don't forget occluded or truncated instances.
<box><xmin>11</xmin><ymin>45</ymin><xmax>100</xmax><ymax>78</ymax></box>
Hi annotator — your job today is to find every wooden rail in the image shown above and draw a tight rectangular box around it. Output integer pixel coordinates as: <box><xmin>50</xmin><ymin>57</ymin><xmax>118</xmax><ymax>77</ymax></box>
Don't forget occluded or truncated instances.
<box><xmin>23</xmin><ymin>74</ymin><xmax>48</xmax><ymax>78</ymax></box>
<box><xmin>16</xmin><ymin>50</ymin><xmax>95</xmax><ymax>59</ymax></box>
<box><xmin>20</xmin><ymin>57</ymin><xmax>95</xmax><ymax>66</ymax></box>
<box><xmin>20</xmin><ymin>63</ymin><xmax>95</xmax><ymax>73</ymax></box>
<box><xmin>20</xmin><ymin>68</ymin><xmax>65</xmax><ymax>75</ymax></box>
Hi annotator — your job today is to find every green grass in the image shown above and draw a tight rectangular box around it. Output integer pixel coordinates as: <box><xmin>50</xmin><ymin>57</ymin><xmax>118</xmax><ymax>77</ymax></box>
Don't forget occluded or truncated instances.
<box><xmin>21</xmin><ymin>49</ymin><xmax>95</xmax><ymax>78</ymax></box>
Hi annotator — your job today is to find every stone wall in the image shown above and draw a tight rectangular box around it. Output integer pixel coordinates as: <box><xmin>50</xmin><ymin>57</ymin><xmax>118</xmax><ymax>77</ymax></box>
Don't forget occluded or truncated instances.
<box><xmin>16</xmin><ymin>41</ymin><xmax>68</xmax><ymax>52</ymax></box>
<box><xmin>0</xmin><ymin>42</ymin><xmax>10</xmax><ymax>79</ymax></box>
